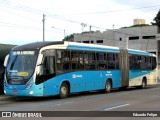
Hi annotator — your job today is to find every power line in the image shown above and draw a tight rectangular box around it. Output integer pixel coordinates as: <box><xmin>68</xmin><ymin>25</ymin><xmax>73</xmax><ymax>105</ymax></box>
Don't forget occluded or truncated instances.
<box><xmin>1</xmin><ymin>0</ymin><xmax>160</xmax><ymax>42</ymax></box>
<box><xmin>0</xmin><ymin>7</ymin><xmax>39</xmax><ymax>23</ymax></box>
<box><xmin>0</xmin><ymin>22</ymin><xmax>41</xmax><ymax>30</ymax></box>
<box><xmin>65</xmin><ymin>4</ymin><xmax>160</xmax><ymax>15</ymax></box>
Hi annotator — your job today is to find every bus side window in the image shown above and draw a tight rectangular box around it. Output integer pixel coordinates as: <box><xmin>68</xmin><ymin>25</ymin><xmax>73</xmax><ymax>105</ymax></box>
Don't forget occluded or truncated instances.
<box><xmin>107</xmin><ymin>53</ymin><xmax>115</xmax><ymax>69</ymax></box>
<box><xmin>129</xmin><ymin>54</ymin><xmax>133</xmax><ymax>69</ymax></box>
<box><xmin>63</xmin><ymin>62</ymin><xmax>71</xmax><ymax>70</ymax></box>
<box><xmin>152</xmin><ymin>57</ymin><xmax>157</xmax><ymax>70</ymax></box>
<box><xmin>71</xmin><ymin>51</ymin><xmax>78</xmax><ymax>70</ymax></box>
<box><xmin>97</xmin><ymin>52</ymin><xmax>106</xmax><ymax>70</ymax></box>
<box><xmin>115</xmin><ymin>54</ymin><xmax>119</xmax><ymax>69</ymax></box>
<box><xmin>146</xmin><ymin>57</ymin><xmax>152</xmax><ymax>70</ymax></box>
<box><xmin>56</xmin><ymin>50</ymin><xmax>63</xmax><ymax>74</ymax></box>
<box><xmin>84</xmin><ymin>52</ymin><xmax>96</xmax><ymax>70</ymax></box>
<box><xmin>78</xmin><ymin>52</ymin><xmax>84</xmax><ymax>70</ymax></box>
<box><xmin>62</xmin><ymin>51</ymin><xmax>71</xmax><ymax>71</ymax></box>
<box><xmin>132</xmin><ymin>55</ymin><xmax>140</xmax><ymax>70</ymax></box>
<box><xmin>140</xmin><ymin>56</ymin><xmax>147</xmax><ymax>70</ymax></box>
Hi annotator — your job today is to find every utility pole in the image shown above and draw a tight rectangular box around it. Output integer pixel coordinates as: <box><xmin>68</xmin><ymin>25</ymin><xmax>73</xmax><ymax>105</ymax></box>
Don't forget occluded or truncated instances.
<box><xmin>64</xmin><ymin>29</ymin><xmax>66</xmax><ymax>38</ymax></box>
<box><xmin>89</xmin><ymin>25</ymin><xmax>92</xmax><ymax>33</ymax></box>
<box><xmin>81</xmin><ymin>23</ymin><xmax>87</xmax><ymax>33</ymax></box>
<box><xmin>112</xmin><ymin>24</ymin><xmax>115</xmax><ymax>30</ymax></box>
<box><xmin>42</xmin><ymin>14</ymin><xmax>46</xmax><ymax>41</ymax></box>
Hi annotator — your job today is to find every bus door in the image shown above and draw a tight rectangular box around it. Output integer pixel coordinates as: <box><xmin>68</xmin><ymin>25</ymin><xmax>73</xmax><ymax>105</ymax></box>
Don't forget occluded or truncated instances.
<box><xmin>36</xmin><ymin>50</ymin><xmax>56</xmax><ymax>95</ymax></box>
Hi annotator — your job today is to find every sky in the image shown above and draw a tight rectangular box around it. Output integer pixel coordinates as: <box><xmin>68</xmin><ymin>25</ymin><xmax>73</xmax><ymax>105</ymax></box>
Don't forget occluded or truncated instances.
<box><xmin>0</xmin><ymin>0</ymin><xmax>160</xmax><ymax>45</ymax></box>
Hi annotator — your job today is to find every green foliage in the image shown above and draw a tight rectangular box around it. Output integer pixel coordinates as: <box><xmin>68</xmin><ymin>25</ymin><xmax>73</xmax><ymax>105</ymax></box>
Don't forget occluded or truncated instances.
<box><xmin>130</xmin><ymin>24</ymin><xmax>150</xmax><ymax>27</ymax></box>
<box><xmin>152</xmin><ymin>9</ymin><xmax>160</xmax><ymax>27</ymax></box>
<box><xmin>62</xmin><ymin>31</ymin><xmax>100</xmax><ymax>41</ymax></box>
<box><xmin>62</xmin><ymin>34</ymin><xmax>76</xmax><ymax>42</ymax></box>
<box><xmin>121</xmin><ymin>24</ymin><xmax>150</xmax><ymax>29</ymax></box>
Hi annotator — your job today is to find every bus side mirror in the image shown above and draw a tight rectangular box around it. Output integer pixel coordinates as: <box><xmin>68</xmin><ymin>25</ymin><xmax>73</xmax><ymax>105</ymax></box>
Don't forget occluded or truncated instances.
<box><xmin>4</xmin><ymin>54</ymin><xmax>9</xmax><ymax>67</ymax></box>
<box><xmin>36</xmin><ymin>65</ymin><xmax>44</xmax><ymax>76</ymax></box>
<box><xmin>37</xmin><ymin>54</ymin><xmax>43</xmax><ymax>66</ymax></box>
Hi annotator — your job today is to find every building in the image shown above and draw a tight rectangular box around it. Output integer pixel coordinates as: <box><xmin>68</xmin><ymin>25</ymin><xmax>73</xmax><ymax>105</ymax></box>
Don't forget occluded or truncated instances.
<box><xmin>74</xmin><ymin>26</ymin><xmax>158</xmax><ymax>53</ymax></box>
<box><xmin>133</xmin><ymin>19</ymin><xmax>146</xmax><ymax>25</ymax></box>
<box><xmin>74</xmin><ymin>25</ymin><xmax>160</xmax><ymax>77</ymax></box>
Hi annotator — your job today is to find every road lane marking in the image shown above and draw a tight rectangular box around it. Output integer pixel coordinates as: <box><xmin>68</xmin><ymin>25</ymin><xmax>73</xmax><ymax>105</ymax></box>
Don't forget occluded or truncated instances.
<box><xmin>117</xmin><ymin>92</ymin><xmax>129</xmax><ymax>95</ymax></box>
<box><xmin>100</xmin><ymin>103</ymin><xmax>130</xmax><ymax>111</ymax></box>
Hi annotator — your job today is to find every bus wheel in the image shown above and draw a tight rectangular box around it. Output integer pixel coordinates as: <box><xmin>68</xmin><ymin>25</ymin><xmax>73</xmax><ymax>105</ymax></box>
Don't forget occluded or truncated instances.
<box><xmin>105</xmin><ymin>80</ymin><xmax>112</xmax><ymax>93</ymax></box>
<box><xmin>59</xmin><ymin>83</ymin><xmax>69</xmax><ymax>99</ymax></box>
<box><xmin>141</xmin><ymin>79</ymin><xmax>146</xmax><ymax>89</ymax></box>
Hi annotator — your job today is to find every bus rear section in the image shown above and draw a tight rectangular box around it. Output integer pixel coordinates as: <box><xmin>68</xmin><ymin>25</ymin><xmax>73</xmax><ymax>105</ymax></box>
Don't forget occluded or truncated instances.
<box><xmin>128</xmin><ymin>50</ymin><xmax>157</xmax><ymax>88</ymax></box>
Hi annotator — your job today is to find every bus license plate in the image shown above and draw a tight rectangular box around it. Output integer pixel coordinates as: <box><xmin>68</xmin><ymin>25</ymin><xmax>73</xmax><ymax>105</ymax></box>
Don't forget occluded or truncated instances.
<box><xmin>12</xmin><ymin>91</ymin><xmax>18</xmax><ymax>94</ymax></box>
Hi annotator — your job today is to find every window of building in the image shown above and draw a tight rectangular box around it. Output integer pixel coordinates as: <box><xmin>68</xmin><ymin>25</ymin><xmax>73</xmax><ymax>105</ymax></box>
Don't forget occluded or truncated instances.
<box><xmin>129</xmin><ymin>36</ymin><xmax>139</xmax><ymax>40</ymax></box>
<box><xmin>119</xmin><ymin>38</ymin><xmax>122</xmax><ymax>41</ymax></box>
<box><xmin>83</xmin><ymin>41</ymin><xmax>90</xmax><ymax>43</ymax></box>
<box><xmin>142</xmin><ymin>35</ymin><xmax>156</xmax><ymax>39</ymax></box>
<box><xmin>97</xmin><ymin>40</ymin><xmax>103</xmax><ymax>43</ymax></box>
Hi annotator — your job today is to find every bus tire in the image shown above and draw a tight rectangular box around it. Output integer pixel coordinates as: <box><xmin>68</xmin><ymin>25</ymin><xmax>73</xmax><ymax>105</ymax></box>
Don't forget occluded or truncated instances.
<box><xmin>140</xmin><ymin>78</ymin><xmax>146</xmax><ymax>89</ymax></box>
<box><xmin>105</xmin><ymin>80</ymin><xmax>112</xmax><ymax>93</ymax></box>
<box><xmin>59</xmin><ymin>83</ymin><xmax>69</xmax><ymax>99</ymax></box>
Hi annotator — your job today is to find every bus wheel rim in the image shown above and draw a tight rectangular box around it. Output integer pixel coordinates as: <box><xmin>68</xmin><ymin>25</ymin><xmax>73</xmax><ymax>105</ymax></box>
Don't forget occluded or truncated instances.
<box><xmin>61</xmin><ymin>86</ymin><xmax>67</xmax><ymax>95</ymax></box>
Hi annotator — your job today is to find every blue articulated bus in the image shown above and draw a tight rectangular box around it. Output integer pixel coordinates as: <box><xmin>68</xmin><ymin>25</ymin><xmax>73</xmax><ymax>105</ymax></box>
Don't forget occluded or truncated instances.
<box><xmin>3</xmin><ymin>41</ymin><xmax>158</xmax><ymax>98</ymax></box>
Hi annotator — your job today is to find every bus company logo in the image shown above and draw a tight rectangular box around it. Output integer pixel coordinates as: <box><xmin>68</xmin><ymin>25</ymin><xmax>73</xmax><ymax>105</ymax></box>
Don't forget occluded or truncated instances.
<box><xmin>106</xmin><ymin>71</ymin><xmax>112</xmax><ymax>76</ymax></box>
<box><xmin>72</xmin><ymin>74</ymin><xmax>83</xmax><ymax>78</ymax></box>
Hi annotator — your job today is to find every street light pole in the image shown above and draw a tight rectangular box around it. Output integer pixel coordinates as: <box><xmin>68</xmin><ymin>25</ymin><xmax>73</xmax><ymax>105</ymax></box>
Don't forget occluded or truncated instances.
<box><xmin>42</xmin><ymin>14</ymin><xmax>46</xmax><ymax>41</ymax></box>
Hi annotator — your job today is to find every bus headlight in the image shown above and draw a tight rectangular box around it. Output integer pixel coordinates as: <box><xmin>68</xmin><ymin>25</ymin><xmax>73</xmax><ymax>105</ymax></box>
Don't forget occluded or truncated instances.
<box><xmin>4</xmin><ymin>90</ymin><xmax>6</xmax><ymax>94</ymax></box>
<box><xmin>29</xmin><ymin>91</ymin><xmax>34</xmax><ymax>95</ymax></box>
<box><xmin>25</xmin><ymin>82</ymin><xmax>33</xmax><ymax>90</ymax></box>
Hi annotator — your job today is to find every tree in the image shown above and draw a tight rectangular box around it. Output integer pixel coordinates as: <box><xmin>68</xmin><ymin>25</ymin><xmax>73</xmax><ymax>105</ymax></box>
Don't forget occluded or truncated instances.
<box><xmin>62</xmin><ymin>33</ymin><xmax>76</xmax><ymax>42</ymax></box>
<box><xmin>152</xmin><ymin>9</ymin><xmax>160</xmax><ymax>27</ymax></box>
<box><xmin>62</xmin><ymin>31</ymin><xmax>100</xmax><ymax>42</ymax></box>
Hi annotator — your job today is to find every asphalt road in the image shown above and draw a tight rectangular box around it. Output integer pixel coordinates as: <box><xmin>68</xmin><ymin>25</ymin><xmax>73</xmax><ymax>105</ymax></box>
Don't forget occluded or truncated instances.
<box><xmin>0</xmin><ymin>84</ymin><xmax>160</xmax><ymax>120</ymax></box>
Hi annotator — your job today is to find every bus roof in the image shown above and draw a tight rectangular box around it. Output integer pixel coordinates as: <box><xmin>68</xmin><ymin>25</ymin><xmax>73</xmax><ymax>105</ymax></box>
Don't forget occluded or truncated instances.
<box><xmin>128</xmin><ymin>49</ymin><xmax>156</xmax><ymax>57</ymax></box>
<box><xmin>12</xmin><ymin>41</ymin><xmax>120</xmax><ymax>53</ymax></box>
<box><xmin>66</xmin><ymin>42</ymin><xmax>120</xmax><ymax>52</ymax></box>
<box><xmin>39</xmin><ymin>41</ymin><xmax>120</xmax><ymax>53</ymax></box>
<box><xmin>11</xmin><ymin>41</ymin><xmax>155</xmax><ymax>56</ymax></box>
<box><xmin>12</xmin><ymin>41</ymin><xmax>64</xmax><ymax>51</ymax></box>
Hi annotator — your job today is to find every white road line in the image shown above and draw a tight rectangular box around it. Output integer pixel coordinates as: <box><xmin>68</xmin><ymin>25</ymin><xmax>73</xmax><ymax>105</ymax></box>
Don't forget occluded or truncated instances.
<box><xmin>103</xmin><ymin>104</ymin><xmax>130</xmax><ymax>111</ymax></box>
<box><xmin>117</xmin><ymin>92</ymin><xmax>129</xmax><ymax>95</ymax></box>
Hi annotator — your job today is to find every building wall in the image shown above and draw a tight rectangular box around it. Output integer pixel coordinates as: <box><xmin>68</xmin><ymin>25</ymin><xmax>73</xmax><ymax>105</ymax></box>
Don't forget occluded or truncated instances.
<box><xmin>74</xmin><ymin>26</ymin><xmax>158</xmax><ymax>52</ymax></box>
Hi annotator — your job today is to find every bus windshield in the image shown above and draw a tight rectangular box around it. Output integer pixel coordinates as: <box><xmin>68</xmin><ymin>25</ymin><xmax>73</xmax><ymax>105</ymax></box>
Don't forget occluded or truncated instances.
<box><xmin>6</xmin><ymin>51</ymin><xmax>38</xmax><ymax>85</ymax></box>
